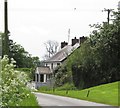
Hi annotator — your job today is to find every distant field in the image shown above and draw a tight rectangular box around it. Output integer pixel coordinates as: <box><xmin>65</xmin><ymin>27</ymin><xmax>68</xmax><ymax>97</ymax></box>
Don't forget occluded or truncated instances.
<box><xmin>38</xmin><ymin>81</ymin><xmax>119</xmax><ymax>106</ymax></box>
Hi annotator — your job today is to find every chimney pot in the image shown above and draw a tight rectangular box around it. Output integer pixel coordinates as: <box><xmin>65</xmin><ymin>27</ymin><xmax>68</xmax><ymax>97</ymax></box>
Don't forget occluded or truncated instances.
<box><xmin>72</xmin><ymin>37</ymin><xmax>79</xmax><ymax>46</ymax></box>
<box><xmin>61</xmin><ymin>41</ymin><xmax>68</xmax><ymax>49</ymax></box>
<box><xmin>80</xmin><ymin>36</ymin><xmax>87</xmax><ymax>44</ymax></box>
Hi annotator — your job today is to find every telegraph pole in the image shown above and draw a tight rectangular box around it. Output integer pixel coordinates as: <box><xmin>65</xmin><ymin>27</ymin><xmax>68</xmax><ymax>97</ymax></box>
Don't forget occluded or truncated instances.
<box><xmin>4</xmin><ymin>0</ymin><xmax>8</xmax><ymax>33</ymax></box>
<box><xmin>3</xmin><ymin>0</ymin><xmax>10</xmax><ymax>57</ymax></box>
<box><xmin>103</xmin><ymin>8</ymin><xmax>113</xmax><ymax>24</ymax></box>
<box><xmin>118</xmin><ymin>1</ymin><xmax>120</xmax><ymax>11</ymax></box>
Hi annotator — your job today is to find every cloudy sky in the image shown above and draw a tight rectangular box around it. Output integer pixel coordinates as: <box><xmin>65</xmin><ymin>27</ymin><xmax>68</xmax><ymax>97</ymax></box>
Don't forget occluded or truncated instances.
<box><xmin>0</xmin><ymin>0</ymin><xmax>119</xmax><ymax>59</ymax></box>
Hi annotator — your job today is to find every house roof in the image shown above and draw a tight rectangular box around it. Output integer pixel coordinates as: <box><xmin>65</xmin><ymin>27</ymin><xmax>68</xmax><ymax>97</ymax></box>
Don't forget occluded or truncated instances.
<box><xmin>36</xmin><ymin>66</ymin><xmax>52</xmax><ymax>74</ymax></box>
<box><xmin>44</xmin><ymin>43</ymin><xmax>80</xmax><ymax>63</ymax></box>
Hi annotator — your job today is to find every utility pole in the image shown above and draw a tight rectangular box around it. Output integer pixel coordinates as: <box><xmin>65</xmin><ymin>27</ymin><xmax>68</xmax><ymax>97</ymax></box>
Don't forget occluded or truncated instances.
<box><xmin>3</xmin><ymin>0</ymin><xmax>10</xmax><ymax>57</ymax></box>
<box><xmin>103</xmin><ymin>8</ymin><xmax>113</xmax><ymax>24</ymax></box>
<box><xmin>118</xmin><ymin>1</ymin><xmax>120</xmax><ymax>11</ymax></box>
<box><xmin>4</xmin><ymin>0</ymin><xmax>9</xmax><ymax>33</ymax></box>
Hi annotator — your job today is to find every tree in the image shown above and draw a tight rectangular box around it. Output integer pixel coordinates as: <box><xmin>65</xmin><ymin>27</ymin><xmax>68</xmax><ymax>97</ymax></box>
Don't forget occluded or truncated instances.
<box><xmin>1</xmin><ymin>32</ymin><xmax>10</xmax><ymax>57</ymax></box>
<box><xmin>71</xmin><ymin>9</ymin><xmax>120</xmax><ymax>89</ymax></box>
<box><xmin>32</xmin><ymin>56</ymin><xmax>40</xmax><ymax>67</ymax></box>
<box><xmin>44</xmin><ymin>40</ymin><xmax>59</xmax><ymax>59</ymax></box>
<box><xmin>53</xmin><ymin>9</ymin><xmax>120</xmax><ymax>89</ymax></box>
<box><xmin>9</xmin><ymin>40</ymin><xmax>40</xmax><ymax>68</ymax></box>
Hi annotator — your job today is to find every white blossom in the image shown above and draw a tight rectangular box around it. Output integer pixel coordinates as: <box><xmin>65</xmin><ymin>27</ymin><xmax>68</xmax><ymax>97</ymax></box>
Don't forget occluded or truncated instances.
<box><xmin>1</xmin><ymin>56</ymin><xmax>29</xmax><ymax>107</ymax></box>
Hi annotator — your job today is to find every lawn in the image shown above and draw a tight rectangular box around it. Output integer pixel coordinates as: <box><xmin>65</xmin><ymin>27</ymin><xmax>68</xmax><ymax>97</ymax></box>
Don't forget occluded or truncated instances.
<box><xmin>38</xmin><ymin>81</ymin><xmax>119</xmax><ymax>106</ymax></box>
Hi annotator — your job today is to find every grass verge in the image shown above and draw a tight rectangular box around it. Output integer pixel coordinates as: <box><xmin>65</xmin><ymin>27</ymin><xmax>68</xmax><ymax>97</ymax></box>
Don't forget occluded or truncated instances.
<box><xmin>17</xmin><ymin>89</ymin><xmax>40</xmax><ymax>107</ymax></box>
<box><xmin>38</xmin><ymin>81</ymin><xmax>119</xmax><ymax>106</ymax></box>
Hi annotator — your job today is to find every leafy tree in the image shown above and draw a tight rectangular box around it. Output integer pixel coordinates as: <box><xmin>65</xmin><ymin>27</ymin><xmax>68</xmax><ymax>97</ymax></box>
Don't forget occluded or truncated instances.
<box><xmin>54</xmin><ymin>9</ymin><xmax>120</xmax><ymax>89</ymax></box>
<box><xmin>9</xmin><ymin>40</ymin><xmax>40</xmax><ymax>68</ymax></box>
<box><xmin>71</xmin><ymin>10</ymin><xmax>120</xmax><ymax>89</ymax></box>
<box><xmin>1</xmin><ymin>32</ymin><xmax>10</xmax><ymax>57</ymax></box>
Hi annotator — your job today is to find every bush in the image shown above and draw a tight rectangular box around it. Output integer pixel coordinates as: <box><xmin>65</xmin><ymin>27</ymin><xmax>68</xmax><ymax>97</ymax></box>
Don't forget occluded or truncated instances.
<box><xmin>56</xmin><ymin>83</ymin><xmax>77</xmax><ymax>91</ymax></box>
<box><xmin>53</xmin><ymin>10</ymin><xmax>120</xmax><ymax>90</ymax></box>
<box><xmin>71</xmin><ymin>10</ymin><xmax>120</xmax><ymax>89</ymax></box>
<box><xmin>17</xmin><ymin>88</ymin><xmax>39</xmax><ymax>107</ymax></box>
<box><xmin>0</xmin><ymin>55</ymin><xmax>29</xmax><ymax>107</ymax></box>
<box><xmin>38</xmin><ymin>86</ymin><xmax>52</xmax><ymax>91</ymax></box>
<box><xmin>15</xmin><ymin>68</ymin><xmax>32</xmax><ymax>72</ymax></box>
<box><xmin>15</xmin><ymin>68</ymin><xmax>35</xmax><ymax>81</ymax></box>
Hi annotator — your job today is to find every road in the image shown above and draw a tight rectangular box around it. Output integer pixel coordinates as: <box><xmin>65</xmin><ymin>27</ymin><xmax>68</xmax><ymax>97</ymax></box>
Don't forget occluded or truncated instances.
<box><xmin>34</xmin><ymin>92</ymin><xmax>118</xmax><ymax>108</ymax></box>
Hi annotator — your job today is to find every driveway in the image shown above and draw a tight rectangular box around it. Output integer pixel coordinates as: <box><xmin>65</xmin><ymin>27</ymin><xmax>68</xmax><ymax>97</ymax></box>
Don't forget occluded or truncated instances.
<box><xmin>34</xmin><ymin>92</ymin><xmax>118</xmax><ymax>108</ymax></box>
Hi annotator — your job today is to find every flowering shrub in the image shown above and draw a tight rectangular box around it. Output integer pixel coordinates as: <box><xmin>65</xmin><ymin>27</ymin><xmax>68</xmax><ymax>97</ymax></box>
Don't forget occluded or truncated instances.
<box><xmin>0</xmin><ymin>55</ymin><xmax>29</xmax><ymax>107</ymax></box>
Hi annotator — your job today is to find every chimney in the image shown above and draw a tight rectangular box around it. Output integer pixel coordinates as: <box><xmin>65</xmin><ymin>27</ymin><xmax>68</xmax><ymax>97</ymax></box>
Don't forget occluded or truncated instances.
<box><xmin>80</xmin><ymin>36</ymin><xmax>87</xmax><ymax>44</ymax></box>
<box><xmin>72</xmin><ymin>37</ymin><xmax>79</xmax><ymax>46</ymax></box>
<box><xmin>61</xmin><ymin>41</ymin><xmax>68</xmax><ymax>49</ymax></box>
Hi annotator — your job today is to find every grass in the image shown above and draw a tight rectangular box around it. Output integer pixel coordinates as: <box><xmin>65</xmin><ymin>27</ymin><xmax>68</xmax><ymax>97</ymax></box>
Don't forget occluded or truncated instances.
<box><xmin>38</xmin><ymin>81</ymin><xmax>119</xmax><ymax>106</ymax></box>
<box><xmin>17</xmin><ymin>89</ymin><xmax>40</xmax><ymax>107</ymax></box>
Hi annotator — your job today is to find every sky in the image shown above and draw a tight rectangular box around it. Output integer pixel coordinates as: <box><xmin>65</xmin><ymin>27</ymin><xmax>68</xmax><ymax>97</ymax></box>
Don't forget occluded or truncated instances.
<box><xmin>0</xmin><ymin>0</ymin><xmax>119</xmax><ymax>60</ymax></box>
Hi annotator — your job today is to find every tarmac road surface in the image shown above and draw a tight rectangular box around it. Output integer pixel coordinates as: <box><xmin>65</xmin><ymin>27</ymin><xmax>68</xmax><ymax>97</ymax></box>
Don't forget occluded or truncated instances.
<box><xmin>34</xmin><ymin>92</ymin><xmax>118</xmax><ymax>108</ymax></box>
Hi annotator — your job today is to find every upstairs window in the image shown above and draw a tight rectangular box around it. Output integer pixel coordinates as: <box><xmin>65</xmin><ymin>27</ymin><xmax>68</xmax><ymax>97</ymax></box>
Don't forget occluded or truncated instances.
<box><xmin>57</xmin><ymin>63</ymin><xmax>60</xmax><ymax>66</ymax></box>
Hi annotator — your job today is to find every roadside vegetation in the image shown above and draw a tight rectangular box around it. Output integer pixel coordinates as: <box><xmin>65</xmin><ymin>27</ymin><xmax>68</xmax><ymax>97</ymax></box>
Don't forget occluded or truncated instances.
<box><xmin>53</xmin><ymin>10</ymin><xmax>120</xmax><ymax>89</ymax></box>
<box><xmin>37</xmin><ymin>9</ymin><xmax>120</xmax><ymax>107</ymax></box>
<box><xmin>1</xmin><ymin>24</ymin><xmax>41</xmax><ymax>106</ymax></box>
<box><xmin>0</xmin><ymin>56</ymin><xmax>39</xmax><ymax>107</ymax></box>
<box><xmin>38</xmin><ymin>81</ymin><xmax>119</xmax><ymax>106</ymax></box>
<box><xmin>17</xmin><ymin>89</ymin><xmax>39</xmax><ymax>107</ymax></box>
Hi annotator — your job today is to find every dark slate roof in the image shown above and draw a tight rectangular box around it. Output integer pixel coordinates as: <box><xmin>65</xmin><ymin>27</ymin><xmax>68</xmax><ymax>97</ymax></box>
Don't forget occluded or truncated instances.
<box><xmin>45</xmin><ymin>43</ymin><xmax>80</xmax><ymax>63</ymax></box>
<box><xmin>36</xmin><ymin>66</ymin><xmax>52</xmax><ymax>74</ymax></box>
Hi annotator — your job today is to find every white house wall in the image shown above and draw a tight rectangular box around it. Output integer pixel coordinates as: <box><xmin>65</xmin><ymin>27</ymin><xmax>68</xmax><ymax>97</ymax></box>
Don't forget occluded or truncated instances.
<box><xmin>46</xmin><ymin>62</ymin><xmax>62</xmax><ymax>71</ymax></box>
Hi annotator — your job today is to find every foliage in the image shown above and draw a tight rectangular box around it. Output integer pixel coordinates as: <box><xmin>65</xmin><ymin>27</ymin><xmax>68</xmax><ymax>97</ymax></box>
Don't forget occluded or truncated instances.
<box><xmin>71</xmin><ymin>11</ymin><xmax>120</xmax><ymax>89</ymax></box>
<box><xmin>9</xmin><ymin>40</ymin><xmax>40</xmax><ymax>68</ymax></box>
<box><xmin>56</xmin><ymin>83</ymin><xmax>76</xmax><ymax>91</ymax></box>
<box><xmin>15</xmin><ymin>68</ymin><xmax>35</xmax><ymax>81</ymax></box>
<box><xmin>17</xmin><ymin>89</ymin><xmax>39</xmax><ymax>107</ymax></box>
<box><xmin>54</xmin><ymin>65</ymin><xmax>72</xmax><ymax>87</ymax></box>
<box><xmin>2</xmin><ymin>32</ymin><xmax>10</xmax><ymax>57</ymax></box>
<box><xmin>1</xmin><ymin>33</ymin><xmax>40</xmax><ymax>68</ymax></box>
<box><xmin>0</xmin><ymin>55</ymin><xmax>29</xmax><ymax>107</ymax></box>
<box><xmin>38</xmin><ymin>86</ymin><xmax>52</xmax><ymax>91</ymax></box>
<box><xmin>1</xmin><ymin>33</ymin><xmax>40</xmax><ymax>81</ymax></box>
<box><xmin>54</xmin><ymin>10</ymin><xmax>120</xmax><ymax>89</ymax></box>
<box><xmin>15</xmin><ymin>68</ymin><xmax>32</xmax><ymax>72</ymax></box>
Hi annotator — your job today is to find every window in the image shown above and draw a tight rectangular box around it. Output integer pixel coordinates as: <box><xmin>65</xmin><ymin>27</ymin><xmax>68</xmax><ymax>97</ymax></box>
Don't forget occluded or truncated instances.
<box><xmin>37</xmin><ymin>74</ymin><xmax>39</xmax><ymax>82</ymax></box>
<box><xmin>57</xmin><ymin>63</ymin><xmax>60</xmax><ymax>66</ymax></box>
